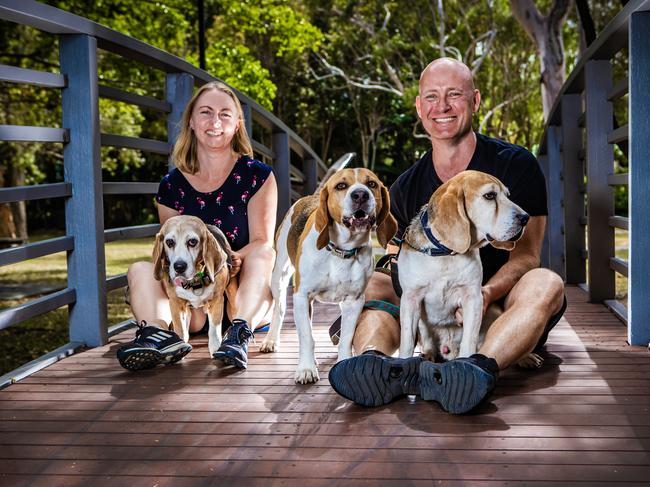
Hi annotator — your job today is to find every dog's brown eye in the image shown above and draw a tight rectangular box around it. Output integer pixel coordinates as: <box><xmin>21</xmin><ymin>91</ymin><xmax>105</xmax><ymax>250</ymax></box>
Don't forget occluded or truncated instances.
<box><xmin>367</xmin><ymin>180</ymin><xmax>378</xmax><ymax>189</ymax></box>
<box><xmin>187</xmin><ymin>238</ymin><xmax>198</xmax><ymax>248</ymax></box>
<box><xmin>483</xmin><ymin>191</ymin><xmax>497</xmax><ymax>201</ymax></box>
<box><xmin>335</xmin><ymin>182</ymin><xmax>348</xmax><ymax>190</ymax></box>
<box><xmin>165</xmin><ymin>238</ymin><xmax>175</xmax><ymax>248</ymax></box>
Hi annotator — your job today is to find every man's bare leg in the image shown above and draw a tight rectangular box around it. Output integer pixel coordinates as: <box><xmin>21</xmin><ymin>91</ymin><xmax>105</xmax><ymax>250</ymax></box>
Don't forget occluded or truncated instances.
<box><xmin>352</xmin><ymin>272</ymin><xmax>400</xmax><ymax>355</ymax></box>
<box><xmin>479</xmin><ymin>268</ymin><xmax>565</xmax><ymax>369</ymax></box>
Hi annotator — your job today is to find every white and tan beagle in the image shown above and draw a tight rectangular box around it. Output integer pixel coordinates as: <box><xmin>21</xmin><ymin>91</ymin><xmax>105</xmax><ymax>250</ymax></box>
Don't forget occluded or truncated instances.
<box><xmin>260</xmin><ymin>168</ymin><xmax>397</xmax><ymax>384</ymax></box>
<box><xmin>153</xmin><ymin>215</ymin><xmax>237</xmax><ymax>357</ymax></box>
<box><xmin>398</xmin><ymin>170</ymin><xmax>529</xmax><ymax>361</ymax></box>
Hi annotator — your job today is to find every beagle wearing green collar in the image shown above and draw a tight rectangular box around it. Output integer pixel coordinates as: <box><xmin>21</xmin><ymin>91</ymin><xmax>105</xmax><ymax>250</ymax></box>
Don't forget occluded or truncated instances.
<box><xmin>398</xmin><ymin>170</ymin><xmax>529</xmax><ymax>361</ymax></box>
<box><xmin>261</xmin><ymin>168</ymin><xmax>397</xmax><ymax>384</ymax></box>
<box><xmin>153</xmin><ymin>215</ymin><xmax>236</xmax><ymax>357</ymax></box>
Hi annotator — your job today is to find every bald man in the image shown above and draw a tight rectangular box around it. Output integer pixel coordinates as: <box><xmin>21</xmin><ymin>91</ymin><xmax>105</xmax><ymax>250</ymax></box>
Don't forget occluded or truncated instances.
<box><xmin>328</xmin><ymin>58</ymin><xmax>566</xmax><ymax>414</ymax></box>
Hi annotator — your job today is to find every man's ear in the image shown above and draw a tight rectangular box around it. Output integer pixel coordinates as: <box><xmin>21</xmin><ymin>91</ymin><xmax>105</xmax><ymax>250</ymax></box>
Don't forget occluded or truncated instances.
<box><xmin>375</xmin><ymin>183</ymin><xmax>397</xmax><ymax>248</ymax></box>
<box><xmin>431</xmin><ymin>182</ymin><xmax>471</xmax><ymax>253</ymax></box>
<box><xmin>152</xmin><ymin>231</ymin><xmax>166</xmax><ymax>281</ymax></box>
<box><xmin>315</xmin><ymin>186</ymin><xmax>330</xmax><ymax>250</ymax></box>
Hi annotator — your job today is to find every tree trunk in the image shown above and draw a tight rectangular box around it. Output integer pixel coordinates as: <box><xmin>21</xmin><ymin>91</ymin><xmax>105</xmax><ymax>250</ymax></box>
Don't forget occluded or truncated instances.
<box><xmin>510</xmin><ymin>0</ymin><xmax>573</xmax><ymax>120</ymax></box>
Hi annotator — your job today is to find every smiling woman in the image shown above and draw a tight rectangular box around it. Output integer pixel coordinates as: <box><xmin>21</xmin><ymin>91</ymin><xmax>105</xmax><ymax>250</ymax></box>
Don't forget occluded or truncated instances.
<box><xmin>117</xmin><ymin>81</ymin><xmax>278</xmax><ymax>372</ymax></box>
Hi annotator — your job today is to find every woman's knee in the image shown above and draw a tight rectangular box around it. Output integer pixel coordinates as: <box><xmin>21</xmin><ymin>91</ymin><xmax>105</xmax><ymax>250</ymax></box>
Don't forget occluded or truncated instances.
<box><xmin>244</xmin><ymin>241</ymin><xmax>276</xmax><ymax>264</ymax></box>
<box><xmin>127</xmin><ymin>261</ymin><xmax>154</xmax><ymax>287</ymax></box>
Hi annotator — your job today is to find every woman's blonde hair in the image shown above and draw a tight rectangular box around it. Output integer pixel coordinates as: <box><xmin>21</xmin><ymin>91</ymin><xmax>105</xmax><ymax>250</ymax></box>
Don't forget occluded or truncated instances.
<box><xmin>171</xmin><ymin>81</ymin><xmax>254</xmax><ymax>174</ymax></box>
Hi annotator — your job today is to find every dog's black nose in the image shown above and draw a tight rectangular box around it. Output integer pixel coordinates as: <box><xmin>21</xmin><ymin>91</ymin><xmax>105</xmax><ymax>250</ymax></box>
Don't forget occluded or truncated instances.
<box><xmin>351</xmin><ymin>188</ymin><xmax>369</xmax><ymax>204</ymax></box>
<box><xmin>173</xmin><ymin>260</ymin><xmax>187</xmax><ymax>274</ymax></box>
<box><xmin>517</xmin><ymin>213</ymin><xmax>530</xmax><ymax>226</ymax></box>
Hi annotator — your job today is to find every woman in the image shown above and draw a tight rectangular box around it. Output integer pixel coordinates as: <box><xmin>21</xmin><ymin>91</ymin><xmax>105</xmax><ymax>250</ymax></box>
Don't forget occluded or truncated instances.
<box><xmin>117</xmin><ymin>81</ymin><xmax>277</xmax><ymax>371</ymax></box>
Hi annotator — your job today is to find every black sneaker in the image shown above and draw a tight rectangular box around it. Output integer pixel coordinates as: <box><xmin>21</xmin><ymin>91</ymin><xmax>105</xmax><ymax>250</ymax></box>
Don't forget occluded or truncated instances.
<box><xmin>329</xmin><ymin>351</ymin><xmax>498</xmax><ymax>413</ymax></box>
<box><xmin>328</xmin><ymin>350</ymin><xmax>422</xmax><ymax>407</ymax></box>
<box><xmin>419</xmin><ymin>354</ymin><xmax>499</xmax><ymax>414</ymax></box>
<box><xmin>212</xmin><ymin>319</ymin><xmax>253</xmax><ymax>369</ymax></box>
<box><xmin>116</xmin><ymin>321</ymin><xmax>192</xmax><ymax>371</ymax></box>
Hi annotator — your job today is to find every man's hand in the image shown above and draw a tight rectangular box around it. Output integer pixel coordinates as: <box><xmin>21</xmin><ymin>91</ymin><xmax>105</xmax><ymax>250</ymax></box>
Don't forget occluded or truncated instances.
<box><xmin>229</xmin><ymin>251</ymin><xmax>242</xmax><ymax>277</ymax></box>
<box><xmin>454</xmin><ymin>285</ymin><xmax>492</xmax><ymax>325</ymax></box>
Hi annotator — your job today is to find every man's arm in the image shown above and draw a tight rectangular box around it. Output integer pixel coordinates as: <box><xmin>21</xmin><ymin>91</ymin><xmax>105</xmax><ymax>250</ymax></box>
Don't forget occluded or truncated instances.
<box><xmin>481</xmin><ymin>215</ymin><xmax>546</xmax><ymax>312</ymax></box>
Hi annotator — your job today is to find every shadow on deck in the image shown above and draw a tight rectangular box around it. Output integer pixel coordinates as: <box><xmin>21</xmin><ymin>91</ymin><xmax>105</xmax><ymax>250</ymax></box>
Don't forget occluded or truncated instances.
<box><xmin>1</xmin><ymin>285</ymin><xmax>650</xmax><ymax>485</ymax></box>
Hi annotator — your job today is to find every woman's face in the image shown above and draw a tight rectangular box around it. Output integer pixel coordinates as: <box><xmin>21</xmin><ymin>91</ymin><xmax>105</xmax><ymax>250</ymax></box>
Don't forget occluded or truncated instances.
<box><xmin>189</xmin><ymin>89</ymin><xmax>241</xmax><ymax>152</ymax></box>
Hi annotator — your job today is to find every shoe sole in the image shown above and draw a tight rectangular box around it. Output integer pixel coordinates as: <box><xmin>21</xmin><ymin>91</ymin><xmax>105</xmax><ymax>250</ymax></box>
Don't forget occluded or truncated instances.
<box><xmin>118</xmin><ymin>342</ymin><xmax>192</xmax><ymax>371</ymax></box>
<box><xmin>419</xmin><ymin>360</ymin><xmax>494</xmax><ymax>414</ymax></box>
<box><xmin>212</xmin><ymin>348</ymin><xmax>247</xmax><ymax>369</ymax></box>
<box><xmin>328</xmin><ymin>353</ymin><xmax>422</xmax><ymax>407</ymax></box>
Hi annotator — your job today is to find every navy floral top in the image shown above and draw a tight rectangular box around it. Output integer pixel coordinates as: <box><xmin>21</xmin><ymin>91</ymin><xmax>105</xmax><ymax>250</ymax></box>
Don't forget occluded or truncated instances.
<box><xmin>156</xmin><ymin>155</ymin><xmax>273</xmax><ymax>251</ymax></box>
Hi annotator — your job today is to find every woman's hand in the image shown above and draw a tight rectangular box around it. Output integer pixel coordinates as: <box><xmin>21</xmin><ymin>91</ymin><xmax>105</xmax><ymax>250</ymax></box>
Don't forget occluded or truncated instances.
<box><xmin>229</xmin><ymin>251</ymin><xmax>242</xmax><ymax>277</ymax></box>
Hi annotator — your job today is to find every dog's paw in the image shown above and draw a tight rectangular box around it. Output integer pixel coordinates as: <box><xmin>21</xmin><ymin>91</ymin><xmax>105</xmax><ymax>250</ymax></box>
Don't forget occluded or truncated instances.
<box><xmin>294</xmin><ymin>366</ymin><xmax>320</xmax><ymax>384</ymax></box>
<box><xmin>208</xmin><ymin>343</ymin><xmax>220</xmax><ymax>357</ymax></box>
<box><xmin>517</xmin><ymin>352</ymin><xmax>544</xmax><ymax>369</ymax></box>
<box><xmin>259</xmin><ymin>338</ymin><xmax>278</xmax><ymax>353</ymax></box>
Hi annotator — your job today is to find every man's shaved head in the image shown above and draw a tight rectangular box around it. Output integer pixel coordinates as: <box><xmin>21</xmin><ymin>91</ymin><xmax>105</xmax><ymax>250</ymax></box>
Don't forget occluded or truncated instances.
<box><xmin>419</xmin><ymin>58</ymin><xmax>475</xmax><ymax>93</ymax></box>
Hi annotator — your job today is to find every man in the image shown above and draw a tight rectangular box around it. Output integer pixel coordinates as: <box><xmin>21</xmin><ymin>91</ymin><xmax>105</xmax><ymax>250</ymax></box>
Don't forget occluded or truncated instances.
<box><xmin>328</xmin><ymin>58</ymin><xmax>566</xmax><ymax>414</ymax></box>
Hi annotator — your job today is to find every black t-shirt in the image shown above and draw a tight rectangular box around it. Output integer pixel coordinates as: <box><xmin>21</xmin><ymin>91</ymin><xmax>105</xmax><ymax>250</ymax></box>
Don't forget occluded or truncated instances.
<box><xmin>390</xmin><ymin>132</ymin><xmax>547</xmax><ymax>283</ymax></box>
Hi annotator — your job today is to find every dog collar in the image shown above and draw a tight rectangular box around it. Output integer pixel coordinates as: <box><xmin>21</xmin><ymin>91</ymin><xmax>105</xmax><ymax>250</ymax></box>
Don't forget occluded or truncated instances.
<box><xmin>326</xmin><ymin>241</ymin><xmax>362</xmax><ymax>259</ymax></box>
<box><xmin>411</xmin><ymin>209</ymin><xmax>454</xmax><ymax>257</ymax></box>
<box><xmin>173</xmin><ymin>263</ymin><xmax>214</xmax><ymax>295</ymax></box>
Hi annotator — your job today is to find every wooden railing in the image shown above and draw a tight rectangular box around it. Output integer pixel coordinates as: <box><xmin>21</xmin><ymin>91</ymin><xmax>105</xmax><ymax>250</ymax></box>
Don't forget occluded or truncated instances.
<box><xmin>0</xmin><ymin>0</ymin><xmax>337</xmax><ymax>384</ymax></box>
<box><xmin>538</xmin><ymin>0</ymin><xmax>650</xmax><ymax>345</ymax></box>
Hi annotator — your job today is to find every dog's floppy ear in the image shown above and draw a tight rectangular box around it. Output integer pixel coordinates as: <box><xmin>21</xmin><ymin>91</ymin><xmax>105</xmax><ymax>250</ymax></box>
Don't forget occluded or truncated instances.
<box><xmin>315</xmin><ymin>185</ymin><xmax>331</xmax><ymax>250</ymax></box>
<box><xmin>375</xmin><ymin>183</ymin><xmax>397</xmax><ymax>248</ymax></box>
<box><xmin>431</xmin><ymin>182</ymin><xmax>471</xmax><ymax>253</ymax></box>
<box><xmin>152</xmin><ymin>230</ymin><xmax>166</xmax><ymax>281</ymax></box>
<box><xmin>200</xmin><ymin>223</ymin><xmax>222</xmax><ymax>279</ymax></box>
<box><xmin>489</xmin><ymin>239</ymin><xmax>517</xmax><ymax>251</ymax></box>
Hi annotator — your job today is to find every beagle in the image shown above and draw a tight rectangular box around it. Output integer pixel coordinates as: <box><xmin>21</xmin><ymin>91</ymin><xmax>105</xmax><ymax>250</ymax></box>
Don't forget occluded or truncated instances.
<box><xmin>153</xmin><ymin>215</ymin><xmax>237</xmax><ymax>357</ymax></box>
<box><xmin>260</xmin><ymin>168</ymin><xmax>397</xmax><ymax>384</ymax></box>
<box><xmin>398</xmin><ymin>170</ymin><xmax>529</xmax><ymax>360</ymax></box>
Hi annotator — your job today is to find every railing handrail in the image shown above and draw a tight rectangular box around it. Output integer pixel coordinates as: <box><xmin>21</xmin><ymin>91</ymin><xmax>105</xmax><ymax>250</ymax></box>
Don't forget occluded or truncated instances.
<box><xmin>0</xmin><ymin>0</ymin><xmax>325</xmax><ymax>168</ymax></box>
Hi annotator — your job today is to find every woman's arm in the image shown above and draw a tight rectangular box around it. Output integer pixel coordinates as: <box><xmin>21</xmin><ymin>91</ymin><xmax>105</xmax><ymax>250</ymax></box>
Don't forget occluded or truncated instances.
<box><xmin>157</xmin><ymin>203</ymin><xmax>180</xmax><ymax>225</ymax></box>
<box><xmin>229</xmin><ymin>173</ymin><xmax>277</xmax><ymax>275</ymax></box>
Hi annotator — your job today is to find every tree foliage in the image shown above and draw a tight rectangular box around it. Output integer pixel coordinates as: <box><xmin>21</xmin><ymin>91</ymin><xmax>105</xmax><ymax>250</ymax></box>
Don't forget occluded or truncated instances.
<box><xmin>0</xmin><ymin>0</ymin><xmax>631</xmax><ymax>236</ymax></box>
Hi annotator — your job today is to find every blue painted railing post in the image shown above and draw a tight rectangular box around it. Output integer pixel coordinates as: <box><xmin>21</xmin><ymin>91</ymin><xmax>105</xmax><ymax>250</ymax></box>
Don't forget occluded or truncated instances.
<box><xmin>273</xmin><ymin>131</ymin><xmax>291</xmax><ymax>220</ymax></box>
<box><xmin>545</xmin><ymin>126</ymin><xmax>565</xmax><ymax>279</ymax></box>
<box><xmin>538</xmin><ymin>152</ymin><xmax>550</xmax><ymax>269</ymax></box>
<box><xmin>60</xmin><ymin>34</ymin><xmax>107</xmax><ymax>347</ymax></box>
<box><xmin>584</xmin><ymin>60</ymin><xmax>615</xmax><ymax>303</ymax></box>
<box><xmin>304</xmin><ymin>158</ymin><xmax>318</xmax><ymax>195</ymax></box>
<box><xmin>166</xmin><ymin>73</ymin><xmax>194</xmax><ymax>169</ymax></box>
<box><xmin>628</xmin><ymin>12</ymin><xmax>650</xmax><ymax>345</ymax></box>
<box><xmin>561</xmin><ymin>94</ymin><xmax>586</xmax><ymax>285</ymax></box>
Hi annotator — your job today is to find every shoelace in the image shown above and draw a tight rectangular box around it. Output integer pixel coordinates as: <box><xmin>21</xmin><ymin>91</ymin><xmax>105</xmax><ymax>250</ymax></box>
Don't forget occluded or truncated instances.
<box><xmin>133</xmin><ymin>320</ymin><xmax>148</xmax><ymax>340</ymax></box>
<box><xmin>224</xmin><ymin>322</ymin><xmax>253</xmax><ymax>343</ymax></box>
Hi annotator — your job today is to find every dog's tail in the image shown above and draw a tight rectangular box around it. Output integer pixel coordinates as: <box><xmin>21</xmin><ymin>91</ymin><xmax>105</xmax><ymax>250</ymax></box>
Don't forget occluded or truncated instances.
<box><xmin>316</xmin><ymin>152</ymin><xmax>355</xmax><ymax>191</ymax></box>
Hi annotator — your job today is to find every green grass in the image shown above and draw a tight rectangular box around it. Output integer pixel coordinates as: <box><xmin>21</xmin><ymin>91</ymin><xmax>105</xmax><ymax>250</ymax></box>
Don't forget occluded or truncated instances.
<box><xmin>0</xmin><ymin>236</ymin><xmax>154</xmax><ymax>375</ymax></box>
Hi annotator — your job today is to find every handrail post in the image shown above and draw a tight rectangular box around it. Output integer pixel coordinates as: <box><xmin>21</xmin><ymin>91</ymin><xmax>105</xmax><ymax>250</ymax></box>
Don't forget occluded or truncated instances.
<box><xmin>166</xmin><ymin>73</ymin><xmax>194</xmax><ymax>169</ymax></box>
<box><xmin>628</xmin><ymin>11</ymin><xmax>650</xmax><ymax>345</ymax></box>
<box><xmin>60</xmin><ymin>34</ymin><xmax>107</xmax><ymax>347</ymax></box>
<box><xmin>273</xmin><ymin>130</ymin><xmax>291</xmax><ymax>221</ymax></box>
<box><xmin>584</xmin><ymin>60</ymin><xmax>615</xmax><ymax>303</ymax></box>
<box><xmin>545</xmin><ymin>126</ymin><xmax>565</xmax><ymax>279</ymax></box>
<box><xmin>561</xmin><ymin>94</ymin><xmax>586</xmax><ymax>285</ymax></box>
<box><xmin>304</xmin><ymin>158</ymin><xmax>318</xmax><ymax>195</ymax></box>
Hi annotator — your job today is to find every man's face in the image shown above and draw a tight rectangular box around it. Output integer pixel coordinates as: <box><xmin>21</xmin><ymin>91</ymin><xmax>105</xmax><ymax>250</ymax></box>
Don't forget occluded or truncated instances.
<box><xmin>415</xmin><ymin>62</ymin><xmax>480</xmax><ymax>142</ymax></box>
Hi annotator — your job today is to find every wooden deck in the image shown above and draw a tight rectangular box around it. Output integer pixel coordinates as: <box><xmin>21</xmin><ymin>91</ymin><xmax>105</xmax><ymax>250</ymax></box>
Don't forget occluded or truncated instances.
<box><xmin>1</xmin><ymin>285</ymin><xmax>649</xmax><ymax>486</ymax></box>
